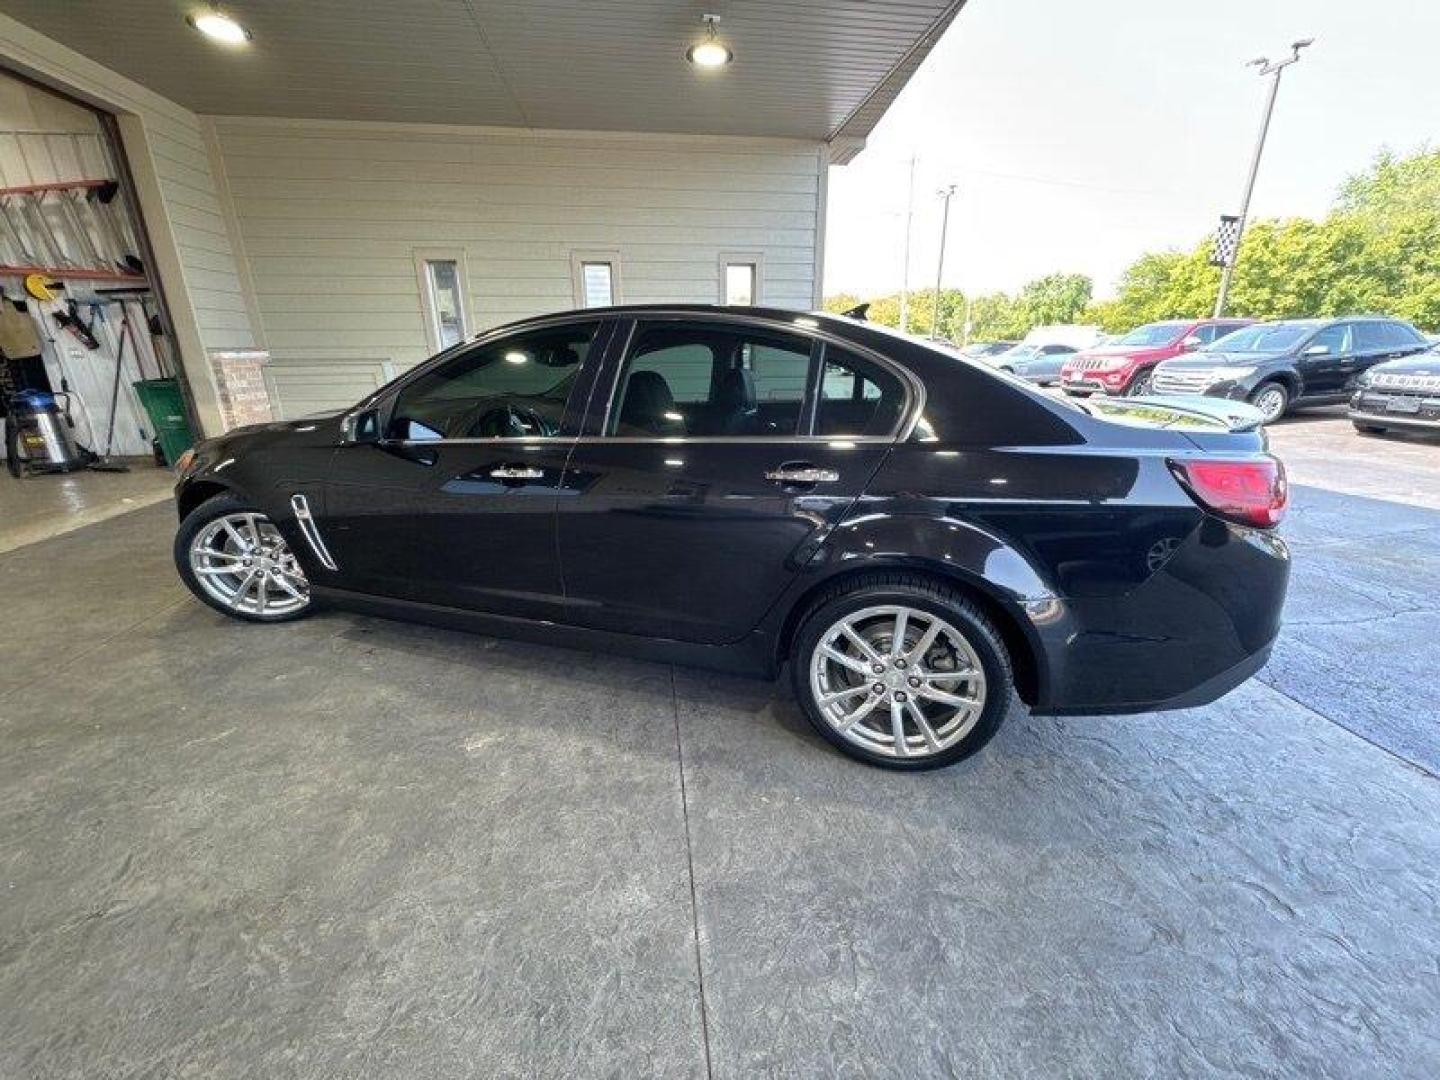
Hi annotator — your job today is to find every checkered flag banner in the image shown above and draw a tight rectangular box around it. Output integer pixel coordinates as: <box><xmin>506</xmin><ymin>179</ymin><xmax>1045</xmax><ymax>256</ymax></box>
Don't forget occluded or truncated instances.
<box><xmin>1210</xmin><ymin>215</ymin><xmax>1241</xmax><ymax>268</ymax></box>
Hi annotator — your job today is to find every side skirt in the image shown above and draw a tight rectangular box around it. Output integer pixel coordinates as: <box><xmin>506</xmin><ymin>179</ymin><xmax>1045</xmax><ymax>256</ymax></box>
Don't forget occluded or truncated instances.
<box><xmin>311</xmin><ymin>585</ymin><xmax>779</xmax><ymax>679</ymax></box>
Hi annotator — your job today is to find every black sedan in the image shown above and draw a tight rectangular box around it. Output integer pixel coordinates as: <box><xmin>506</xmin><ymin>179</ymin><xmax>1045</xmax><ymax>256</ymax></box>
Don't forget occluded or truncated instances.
<box><xmin>1349</xmin><ymin>345</ymin><xmax>1440</xmax><ymax>436</ymax></box>
<box><xmin>172</xmin><ymin>306</ymin><xmax>1290</xmax><ymax>770</ymax></box>
<box><xmin>1151</xmin><ymin>316</ymin><xmax>1430</xmax><ymax>423</ymax></box>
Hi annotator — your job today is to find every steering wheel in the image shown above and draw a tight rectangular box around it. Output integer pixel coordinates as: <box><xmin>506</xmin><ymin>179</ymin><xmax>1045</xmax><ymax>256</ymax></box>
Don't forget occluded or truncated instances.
<box><xmin>465</xmin><ymin>403</ymin><xmax>557</xmax><ymax>439</ymax></box>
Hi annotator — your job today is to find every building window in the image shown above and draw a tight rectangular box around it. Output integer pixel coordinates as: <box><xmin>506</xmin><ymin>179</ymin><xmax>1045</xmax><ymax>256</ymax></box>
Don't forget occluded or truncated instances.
<box><xmin>719</xmin><ymin>253</ymin><xmax>763</xmax><ymax>305</ymax></box>
<box><xmin>571</xmin><ymin>250</ymin><xmax>622</xmax><ymax>308</ymax></box>
<box><xmin>414</xmin><ymin>250</ymin><xmax>472</xmax><ymax>354</ymax></box>
<box><xmin>581</xmin><ymin>262</ymin><xmax>614</xmax><ymax>307</ymax></box>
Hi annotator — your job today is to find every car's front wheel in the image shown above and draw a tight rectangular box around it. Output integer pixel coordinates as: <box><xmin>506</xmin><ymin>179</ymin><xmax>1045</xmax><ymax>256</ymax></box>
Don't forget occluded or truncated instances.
<box><xmin>1250</xmin><ymin>381</ymin><xmax>1290</xmax><ymax>423</ymax></box>
<box><xmin>791</xmin><ymin>574</ymin><xmax>1012</xmax><ymax>769</ymax></box>
<box><xmin>1124</xmin><ymin>369</ymin><xmax>1155</xmax><ymax>396</ymax></box>
<box><xmin>175</xmin><ymin>493</ymin><xmax>313</xmax><ymax>623</ymax></box>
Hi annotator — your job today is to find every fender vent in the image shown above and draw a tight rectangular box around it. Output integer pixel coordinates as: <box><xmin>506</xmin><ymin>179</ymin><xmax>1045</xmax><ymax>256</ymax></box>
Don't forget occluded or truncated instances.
<box><xmin>289</xmin><ymin>494</ymin><xmax>338</xmax><ymax>571</ymax></box>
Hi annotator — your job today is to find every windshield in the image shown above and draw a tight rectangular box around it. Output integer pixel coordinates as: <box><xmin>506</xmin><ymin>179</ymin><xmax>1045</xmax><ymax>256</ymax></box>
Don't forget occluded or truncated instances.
<box><xmin>999</xmin><ymin>344</ymin><xmax>1040</xmax><ymax>360</ymax></box>
<box><xmin>1116</xmin><ymin>322</ymin><xmax>1184</xmax><ymax>347</ymax></box>
<box><xmin>1203</xmin><ymin>323</ymin><xmax>1312</xmax><ymax>353</ymax></box>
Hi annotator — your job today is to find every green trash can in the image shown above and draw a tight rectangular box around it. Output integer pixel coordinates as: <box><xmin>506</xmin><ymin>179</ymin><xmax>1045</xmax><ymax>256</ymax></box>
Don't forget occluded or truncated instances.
<box><xmin>132</xmin><ymin>377</ymin><xmax>195</xmax><ymax>467</ymax></box>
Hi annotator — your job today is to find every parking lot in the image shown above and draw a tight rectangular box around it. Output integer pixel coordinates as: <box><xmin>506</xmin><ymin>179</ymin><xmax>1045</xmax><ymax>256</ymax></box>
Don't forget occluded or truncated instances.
<box><xmin>2</xmin><ymin>408</ymin><xmax>1438</xmax><ymax>1078</ymax></box>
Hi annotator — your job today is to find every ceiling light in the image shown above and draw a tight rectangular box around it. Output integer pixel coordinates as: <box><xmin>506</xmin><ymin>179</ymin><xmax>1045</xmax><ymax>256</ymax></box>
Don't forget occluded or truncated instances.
<box><xmin>189</xmin><ymin>9</ymin><xmax>251</xmax><ymax>44</ymax></box>
<box><xmin>686</xmin><ymin>15</ymin><xmax>732</xmax><ymax>68</ymax></box>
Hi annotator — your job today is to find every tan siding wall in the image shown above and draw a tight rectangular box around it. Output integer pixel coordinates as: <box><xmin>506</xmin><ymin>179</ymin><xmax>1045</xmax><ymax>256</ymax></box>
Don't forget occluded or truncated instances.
<box><xmin>210</xmin><ymin>118</ymin><xmax>823</xmax><ymax>413</ymax></box>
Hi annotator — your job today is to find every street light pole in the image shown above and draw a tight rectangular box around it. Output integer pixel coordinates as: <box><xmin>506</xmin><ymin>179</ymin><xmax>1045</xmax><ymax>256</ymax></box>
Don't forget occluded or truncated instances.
<box><xmin>1213</xmin><ymin>38</ymin><xmax>1313</xmax><ymax>318</ymax></box>
<box><xmin>932</xmin><ymin>183</ymin><xmax>956</xmax><ymax>340</ymax></box>
<box><xmin>899</xmin><ymin>156</ymin><xmax>916</xmax><ymax>333</ymax></box>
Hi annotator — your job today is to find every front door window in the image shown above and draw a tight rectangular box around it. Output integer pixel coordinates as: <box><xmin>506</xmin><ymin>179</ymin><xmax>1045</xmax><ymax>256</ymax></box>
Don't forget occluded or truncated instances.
<box><xmin>389</xmin><ymin>323</ymin><xmax>599</xmax><ymax>441</ymax></box>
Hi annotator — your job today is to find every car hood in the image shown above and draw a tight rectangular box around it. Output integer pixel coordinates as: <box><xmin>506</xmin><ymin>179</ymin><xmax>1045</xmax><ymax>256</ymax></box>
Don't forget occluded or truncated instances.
<box><xmin>1368</xmin><ymin>352</ymin><xmax>1440</xmax><ymax>377</ymax></box>
<box><xmin>1159</xmin><ymin>350</ymin><xmax>1268</xmax><ymax>370</ymax></box>
<box><xmin>1070</xmin><ymin>344</ymin><xmax>1171</xmax><ymax>363</ymax></box>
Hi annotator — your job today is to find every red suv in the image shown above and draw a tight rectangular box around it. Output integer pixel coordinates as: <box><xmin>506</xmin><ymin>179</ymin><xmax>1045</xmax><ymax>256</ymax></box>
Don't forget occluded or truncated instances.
<box><xmin>1061</xmin><ymin>318</ymin><xmax>1255</xmax><ymax>396</ymax></box>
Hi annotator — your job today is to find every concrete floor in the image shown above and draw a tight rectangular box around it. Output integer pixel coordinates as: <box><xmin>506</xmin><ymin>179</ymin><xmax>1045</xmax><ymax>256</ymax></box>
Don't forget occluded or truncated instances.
<box><xmin>1</xmin><ymin>410</ymin><xmax>1438</xmax><ymax>1078</ymax></box>
<box><xmin>0</xmin><ymin>457</ymin><xmax>172</xmax><ymax>555</ymax></box>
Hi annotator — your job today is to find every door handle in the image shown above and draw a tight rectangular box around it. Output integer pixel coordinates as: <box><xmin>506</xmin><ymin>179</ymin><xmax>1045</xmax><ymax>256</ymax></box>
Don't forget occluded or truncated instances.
<box><xmin>765</xmin><ymin>464</ymin><xmax>839</xmax><ymax>485</ymax></box>
<box><xmin>489</xmin><ymin>465</ymin><xmax>545</xmax><ymax>480</ymax></box>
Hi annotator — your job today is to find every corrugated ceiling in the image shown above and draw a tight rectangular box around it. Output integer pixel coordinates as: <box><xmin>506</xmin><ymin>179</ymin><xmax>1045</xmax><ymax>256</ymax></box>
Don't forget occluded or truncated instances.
<box><xmin>0</xmin><ymin>0</ymin><xmax>963</xmax><ymax>154</ymax></box>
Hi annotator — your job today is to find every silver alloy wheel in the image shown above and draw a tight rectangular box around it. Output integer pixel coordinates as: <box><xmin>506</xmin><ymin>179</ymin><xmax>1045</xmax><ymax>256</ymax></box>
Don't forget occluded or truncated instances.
<box><xmin>189</xmin><ymin>511</ymin><xmax>309</xmax><ymax>617</ymax></box>
<box><xmin>809</xmin><ymin>604</ymin><xmax>987</xmax><ymax>760</ymax></box>
<box><xmin>1253</xmin><ymin>385</ymin><xmax>1287</xmax><ymax>422</ymax></box>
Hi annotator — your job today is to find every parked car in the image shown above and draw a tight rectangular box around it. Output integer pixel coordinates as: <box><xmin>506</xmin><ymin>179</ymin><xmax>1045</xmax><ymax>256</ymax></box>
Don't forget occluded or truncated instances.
<box><xmin>171</xmin><ymin>305</ymin><xmax>1290</xmax><ymax>770</ymax></box>
<box><xmin>1348</xmin><ymin>343</ymin><xmax>1440</xmax><ymax>436</ymax></box>
<box><xmin>1152</xmin><ymin>316</ymin><xmax>1430</xmax><ymax>423</ymax></box>
<box><xmin>959</xmin><ymin>340</ymin><xmax>1017</xmax><ymax>359</ymax></box>
<box><xmin>987</xmin><ymin>342</ymin><xmax>1077</xmax><ymax>384</ymax></box>
<box><xmin>1061</xmin><ymin>318</ymin><xmax>1255</xmax><ymax>397</ymax></box>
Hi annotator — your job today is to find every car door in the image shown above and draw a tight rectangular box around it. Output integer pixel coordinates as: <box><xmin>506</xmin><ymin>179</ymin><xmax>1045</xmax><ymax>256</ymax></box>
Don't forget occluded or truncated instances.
<box><xmin>555</xmin><ymin>316</ymin><xmax>910</xmax><ymax>645</ymax></box>
<box><xmin>319</xmin><ymin>318</ymin><xmax>611</xmax><ymax>619</ymax></box>
<box><xmin>1296</xmin><ymin>322</ymin><xmax>1352</xmax><ymax>397</ymax></box>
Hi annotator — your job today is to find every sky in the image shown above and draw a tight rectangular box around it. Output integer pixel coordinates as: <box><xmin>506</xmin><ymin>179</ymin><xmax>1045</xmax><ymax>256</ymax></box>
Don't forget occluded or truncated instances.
<box><xmin>823</xmin><ymin>0</ymin><xmax>1440</xmax><ymax>301</ymax></box>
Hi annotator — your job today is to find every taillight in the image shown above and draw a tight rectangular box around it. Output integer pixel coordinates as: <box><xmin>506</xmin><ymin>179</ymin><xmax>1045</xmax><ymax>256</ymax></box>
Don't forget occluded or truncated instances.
<box><xmin>1168</xmin><ymin>456</ymin><xmax>1287</xmax><ymax>528</ymax></box>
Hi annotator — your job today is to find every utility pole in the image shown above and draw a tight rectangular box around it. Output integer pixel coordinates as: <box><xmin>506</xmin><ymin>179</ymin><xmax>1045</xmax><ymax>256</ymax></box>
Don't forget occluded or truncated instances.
<box><xmin>899</xmin><ymin>156</ymin><xmax>916</xmax><ymax>333</ymax></box>
<box><xmin>932</xmin><ymin>183</ymin><xmax>956</xmax><ymax>340</ymax></box>
<box><xmin>1214</xmin><ymin>38</ymin><xmax>1313</xmax><ymax>317</ymax></box>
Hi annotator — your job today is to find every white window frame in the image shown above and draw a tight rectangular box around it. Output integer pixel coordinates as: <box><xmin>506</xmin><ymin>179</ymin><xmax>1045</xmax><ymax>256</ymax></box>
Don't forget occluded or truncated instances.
<box><xmin>718</xmin><ymin>252</ymin><xmax>764</xmax><ymax>306</ymax></box>
<box><xmin>413</xmin><ymin>248</ymin><xmax>474</xmax><ymax>354</ymax></box>
<box><xmin>571</xmin><ymin>249</ymin><xmax>623</xmax><ymax>309</ymax></box>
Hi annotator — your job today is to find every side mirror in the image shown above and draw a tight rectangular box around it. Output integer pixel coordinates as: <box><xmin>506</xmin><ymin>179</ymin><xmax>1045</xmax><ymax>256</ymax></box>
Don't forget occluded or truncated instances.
<box><xmin>1303</xmin><ymin>344</ymin><xmax>1330</xmax><ymax>357</ymax></box>
<box><xmin>1181</xmin><ymin>335</ymin><xmax>1203</xmax><ymax>350</ymax></box>
<box><xmin>340</xmin><ymin>407</ymin><xmax>382</xmax><ymax>444</ymax></box>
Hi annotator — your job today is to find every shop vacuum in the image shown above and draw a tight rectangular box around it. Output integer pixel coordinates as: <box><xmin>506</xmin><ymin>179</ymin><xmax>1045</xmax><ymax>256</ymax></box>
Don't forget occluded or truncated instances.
<box><xmin>3</xmin><ymin>388</ymin><xmax>105</xmax><ymax>478</ymax></box>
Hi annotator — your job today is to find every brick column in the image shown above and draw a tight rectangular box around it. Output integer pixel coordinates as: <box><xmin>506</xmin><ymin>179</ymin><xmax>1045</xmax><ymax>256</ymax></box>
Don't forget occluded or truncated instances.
<box><xmin>209</xmin><ymin>349</ymin><xmax>274</xmax><ymax>430</ymax></box>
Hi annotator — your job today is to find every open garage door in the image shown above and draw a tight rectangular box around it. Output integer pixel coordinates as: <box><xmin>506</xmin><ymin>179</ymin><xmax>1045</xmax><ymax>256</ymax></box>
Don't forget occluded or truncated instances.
<box><xmin>0</xmin><ymin>69</ymin><xmax>191</xmax><ymax>470</ymax></box>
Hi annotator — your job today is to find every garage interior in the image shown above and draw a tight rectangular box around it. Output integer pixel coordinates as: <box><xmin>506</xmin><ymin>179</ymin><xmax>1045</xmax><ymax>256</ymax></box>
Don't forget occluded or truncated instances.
<box><xmin>2</xmin><ymin>3</ymin><xmax>1439</xmax><ymax>1078</ymax></box>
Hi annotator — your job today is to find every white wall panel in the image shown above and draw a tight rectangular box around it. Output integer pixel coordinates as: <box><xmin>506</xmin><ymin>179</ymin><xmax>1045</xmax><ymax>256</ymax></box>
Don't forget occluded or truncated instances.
<box><xmin>212</xmin><ymin>118</ymin><xmax>824</xmax><ymax>378</ymax></box>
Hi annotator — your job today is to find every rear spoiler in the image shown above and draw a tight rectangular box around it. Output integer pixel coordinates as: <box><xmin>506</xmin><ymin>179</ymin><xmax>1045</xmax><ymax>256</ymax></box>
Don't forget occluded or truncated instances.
<box><xmin>1083</xmin><ymin>394</ymin><xmax>1265</xmax><ymax>433</ymax></box>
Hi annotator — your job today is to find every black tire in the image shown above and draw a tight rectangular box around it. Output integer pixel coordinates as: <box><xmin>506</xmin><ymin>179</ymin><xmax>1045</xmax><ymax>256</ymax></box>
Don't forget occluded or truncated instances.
<box><xmin>1249</xmin><ymin>380</ymin><xmax>1290</xmax><ymax>423</ymax></box>
<box><xmin>1124</xmin><ymin>368</ymin><xmax>1155</xmax><ymax>396</ymax></box>
<box><xmin>790</xmin><ymin>572</ymin><xmax>1014</xmax><ymax>770</ymax></box>
<box><xmin>174</xmin><ymin>492</ymin><xmax>314</xmax><ymax>624</ymax></box>
<box><xmin>1352</xmin><ymin>421</ymin><xmax>1388</xmax><ymax>436</ymax></box>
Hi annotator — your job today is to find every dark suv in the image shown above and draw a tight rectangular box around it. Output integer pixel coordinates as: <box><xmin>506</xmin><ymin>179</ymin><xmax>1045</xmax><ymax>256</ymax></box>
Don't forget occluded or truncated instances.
<box><xmin>1152</xmin><ymin>316</ymin><xmax>1430</xmax><ymax>422</ymax></box>
<box><xmin>171</xmin><ymin>306</ymin><xmax>1290</xmax><ymax>770</ymax></box>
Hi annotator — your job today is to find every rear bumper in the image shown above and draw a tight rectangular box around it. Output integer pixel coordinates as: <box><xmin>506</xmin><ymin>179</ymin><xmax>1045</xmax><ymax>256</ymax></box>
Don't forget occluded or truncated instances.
<box><xmin>1030</xmin><ymin>518</ymin><xmax>1290</xmax><ymax>716</ymax></box>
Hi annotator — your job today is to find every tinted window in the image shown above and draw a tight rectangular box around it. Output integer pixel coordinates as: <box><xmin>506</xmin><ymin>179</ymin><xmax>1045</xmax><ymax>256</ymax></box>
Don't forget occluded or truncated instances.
<box><xmin>1352</xmin><ymin>323</ymin><xmax>1391</xmax><ymax>351</ymax></box>
<box><xmin>1194</xmin><ymin>324</ymin><xmax>1229</xmax><ymax>344</ymax></box>
<box><xmin>1309</xmin><ymin>324</ymin><xmax>1352</xmax><ymax>354</ymax></box>
<box><xmin>815</xmin><ymin>347</ymin><xmax>906</xmax><ymax>437</ymax></box>
<box><xmin>609</xmin><ymin>321</ymin><xmax>811</xmax><ymax>437</ymax></box>
<box><xmin>389</xmin><ymin>322</ymin><xmax>597</xmax><ymax>440</ymax></box>
<box><xmin>1382</xmin><ymin>321</ymin><xmax>1423</xmax><ymax>347</ymax></box>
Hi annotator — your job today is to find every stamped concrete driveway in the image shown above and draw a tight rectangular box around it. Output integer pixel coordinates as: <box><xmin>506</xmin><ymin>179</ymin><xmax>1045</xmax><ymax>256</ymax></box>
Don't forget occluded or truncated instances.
<box><xmin>1</xmin><ymin>409</ymin><xmax>1437</xmax><ymax>1078</ymax></box>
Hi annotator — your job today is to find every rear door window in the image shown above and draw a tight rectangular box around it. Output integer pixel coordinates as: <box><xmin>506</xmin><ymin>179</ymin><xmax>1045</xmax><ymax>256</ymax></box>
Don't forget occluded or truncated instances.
<box><xmin>1353</xmin><ymin>323</ymin><xmax>1392</xmax><ymax>352</ymax></box>
<box><xmin>814</xmin><ymin>347</ymin><xmax>906</xmax><ymax>437</ymax></box>
<box><xmin>608</xmin><ymin>321</ymin><xmax>812</xmax><ymax>437</ymax></box>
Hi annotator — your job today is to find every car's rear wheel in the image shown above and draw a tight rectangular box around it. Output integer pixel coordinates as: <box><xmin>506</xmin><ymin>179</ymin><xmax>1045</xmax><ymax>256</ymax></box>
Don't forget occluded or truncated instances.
<box><xmin>791</xmin><ymin>574</ymin><xmax>1012</xmax><ymax>769</ymax></box>
<box><xmin>175</xmin><ymin>493</ymin><xmax>312</xmax><ymax>623</ymax></box>
<box><xmin>1250</xmin><ymin>381</ymin><xmax>1290</xmax><ymax>423</ymax></box>
<box><xmin>1352</xmin><ymin>422</ymin><xmax>1388</xmax><ymax>436</ymax></box>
